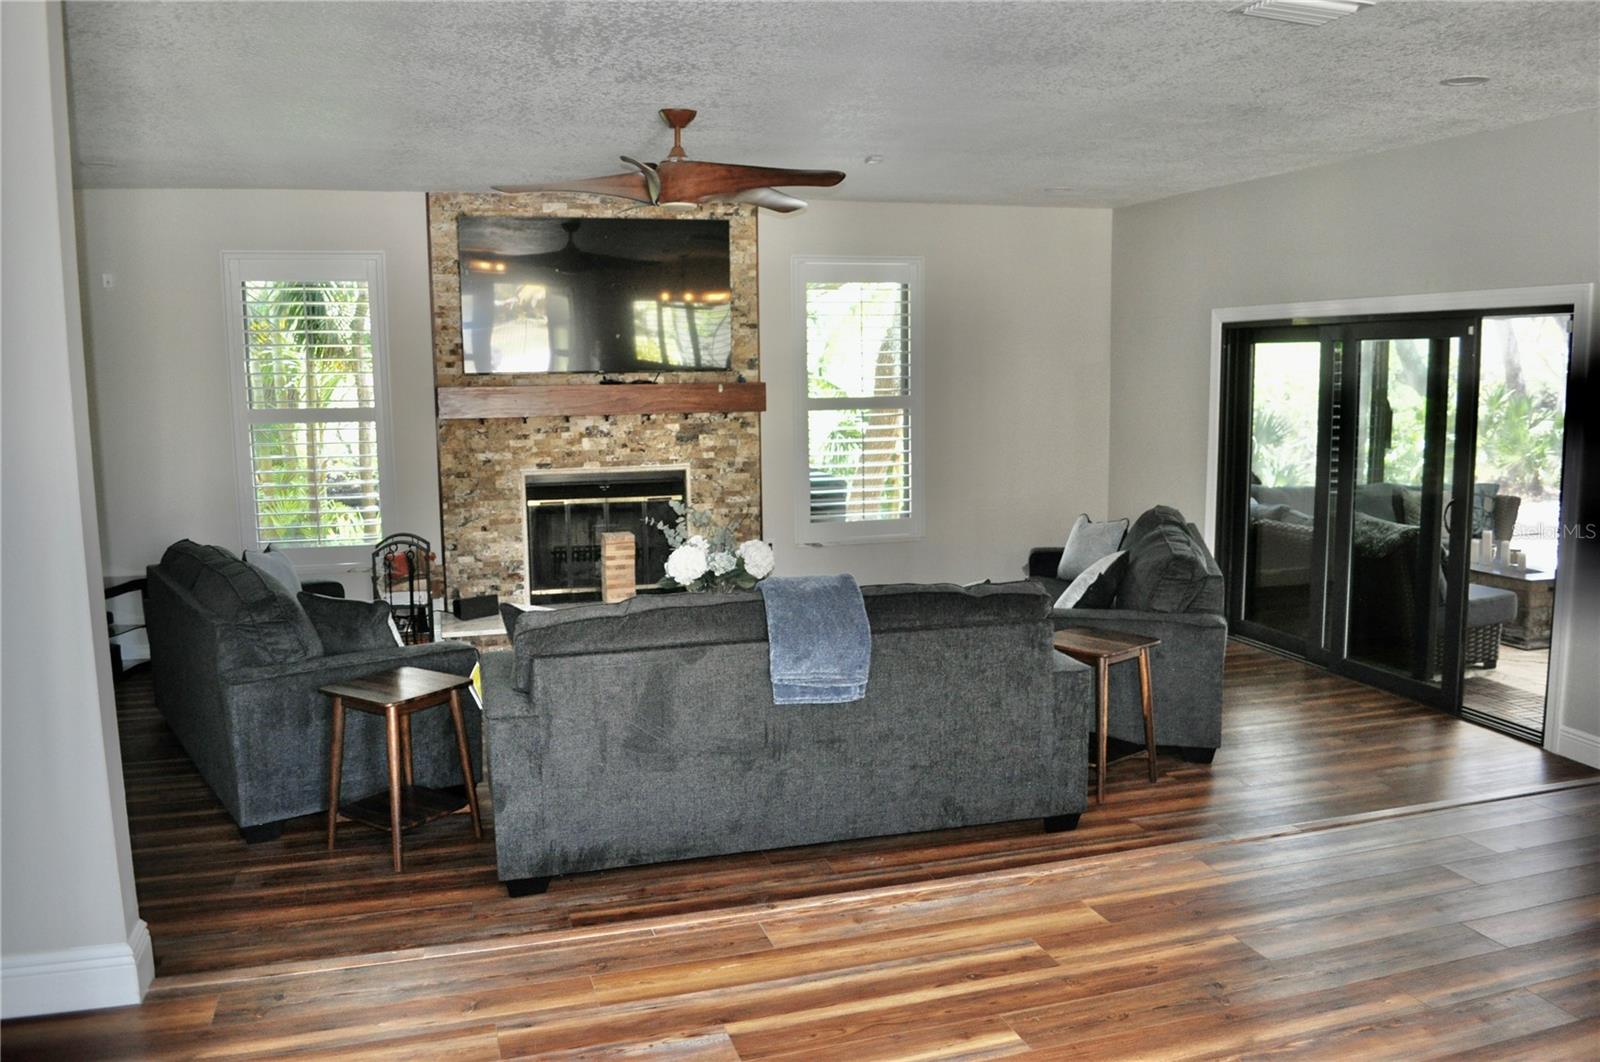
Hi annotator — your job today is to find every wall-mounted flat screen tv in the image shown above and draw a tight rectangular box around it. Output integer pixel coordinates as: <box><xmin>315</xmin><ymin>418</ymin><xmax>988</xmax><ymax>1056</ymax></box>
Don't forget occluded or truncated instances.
<box><xmin>457</xmin><ymin>216</ymin><xmax>733</xmax><ymax>374</ymax></box>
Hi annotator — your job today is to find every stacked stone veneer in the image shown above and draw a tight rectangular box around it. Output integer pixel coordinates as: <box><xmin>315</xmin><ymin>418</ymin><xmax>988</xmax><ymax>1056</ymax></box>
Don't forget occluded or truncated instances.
<box><xmin>426</xmin><ymin>192</ymin><xmax>762</xmax><ymax>603</ymax></box>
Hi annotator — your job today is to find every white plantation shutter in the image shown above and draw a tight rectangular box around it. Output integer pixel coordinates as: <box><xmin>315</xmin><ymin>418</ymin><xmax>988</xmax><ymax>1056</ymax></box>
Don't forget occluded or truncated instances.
<box><xmin>225</xmin><ymin>254</ymin><xmax>391</xmax><ymax>557</ymax></box>
<box><xmin>794</xmin><ymin>258</ymin><xmax>924</xmax><ymax>544</ymax></box>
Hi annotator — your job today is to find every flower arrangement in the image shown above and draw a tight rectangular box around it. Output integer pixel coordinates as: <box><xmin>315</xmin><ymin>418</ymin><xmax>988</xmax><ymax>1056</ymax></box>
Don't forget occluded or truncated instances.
<box><xmin>648</xmin><ymin>500</ymin><xmax>775</xmax><ymax>592</ymax></box>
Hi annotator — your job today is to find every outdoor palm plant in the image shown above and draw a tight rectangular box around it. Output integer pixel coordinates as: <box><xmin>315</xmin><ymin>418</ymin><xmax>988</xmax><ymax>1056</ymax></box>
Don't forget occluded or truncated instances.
<box><xmin>243</xmin><ymin>280</ymin><xmax>380</xmax><ymax>546</ymax></box>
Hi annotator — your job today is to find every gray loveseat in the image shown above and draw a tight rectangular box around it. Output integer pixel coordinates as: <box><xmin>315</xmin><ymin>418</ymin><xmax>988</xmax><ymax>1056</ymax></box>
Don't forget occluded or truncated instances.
<box><xmin>147</xmin><ymin>540</ymin><xmax>480</xmax><ymax>840</ymax></box>
<box><xmin>483</xmin><ymin>581</ymin><xmax>1092</xmax><ymax>894</ymax></box>
<box><xmin>1028</xmin><ymin>507</ymin><xmax>1227</xmax><ymax>763</ymax></box>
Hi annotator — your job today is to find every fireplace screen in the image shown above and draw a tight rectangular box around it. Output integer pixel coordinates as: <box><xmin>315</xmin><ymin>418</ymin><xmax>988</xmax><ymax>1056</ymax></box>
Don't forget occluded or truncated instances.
<box><xmin>526</xmin><ymin>470</ymin><xmax>686</xmax><ymax>600</ymax></box>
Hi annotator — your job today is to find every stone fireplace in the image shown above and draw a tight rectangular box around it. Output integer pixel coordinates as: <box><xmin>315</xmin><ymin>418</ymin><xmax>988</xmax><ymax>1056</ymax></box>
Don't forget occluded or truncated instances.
<box><xmin>525</xmin><ymin>468</ymin><xmax>685</xmax><ymax>601</ymax></box>
<box><xmin>427</xmin><ymin>192</ymin><xmax>762</xmax><ymax>606</ymax></box>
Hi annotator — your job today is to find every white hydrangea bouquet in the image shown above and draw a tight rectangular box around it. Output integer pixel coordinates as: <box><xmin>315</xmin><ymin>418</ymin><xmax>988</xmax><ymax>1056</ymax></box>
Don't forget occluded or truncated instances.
<box><xmin>647</xmin><ymin>500</ymin><xmax>775</xmax><ymax>592</ymax></box>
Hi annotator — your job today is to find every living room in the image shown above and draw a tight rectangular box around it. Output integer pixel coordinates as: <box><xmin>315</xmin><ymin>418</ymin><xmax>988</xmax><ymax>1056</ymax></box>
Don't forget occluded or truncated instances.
<box><xmin>3</xmin><ymin>0</ymin><xmax>1599</xmax><ymax>1056</ymax></box>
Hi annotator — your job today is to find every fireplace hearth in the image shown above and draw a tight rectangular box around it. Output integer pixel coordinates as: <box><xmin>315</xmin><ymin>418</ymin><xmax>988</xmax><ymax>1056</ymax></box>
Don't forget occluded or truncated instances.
<box><xmin>525</xmin><ymin>469</ymin><xmax>686</xmax><ymax>601</ymax></box>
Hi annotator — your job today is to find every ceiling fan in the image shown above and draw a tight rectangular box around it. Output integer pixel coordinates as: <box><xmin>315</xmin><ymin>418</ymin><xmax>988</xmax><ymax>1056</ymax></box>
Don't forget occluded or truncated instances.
<box><xmin>494</xmin><ymin>108</ymin><xmax>845</xmax><ymax>213</ymax></box>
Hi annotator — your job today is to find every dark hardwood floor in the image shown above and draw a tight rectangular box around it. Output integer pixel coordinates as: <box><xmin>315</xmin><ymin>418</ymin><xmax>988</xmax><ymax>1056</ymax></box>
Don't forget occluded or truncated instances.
<box><xmin>3</xmin><ymin>641</ymin><xmax>1596</xmax><ymax>1059</ymax></box>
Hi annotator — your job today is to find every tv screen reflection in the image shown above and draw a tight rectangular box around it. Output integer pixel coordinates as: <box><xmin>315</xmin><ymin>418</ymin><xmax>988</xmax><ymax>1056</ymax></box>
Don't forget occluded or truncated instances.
<box><xmin>457</xmin><ymin>217</ymin><xmax>733</xmax><ymax>374</ymax></box>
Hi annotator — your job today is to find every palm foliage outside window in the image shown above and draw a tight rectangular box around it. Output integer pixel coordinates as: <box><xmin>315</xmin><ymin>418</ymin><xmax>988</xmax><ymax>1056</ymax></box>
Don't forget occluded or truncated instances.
<box><xmin>226</xmin><ymin>256</ymin><xmax>389</xmax><ymax>552</ymax></box>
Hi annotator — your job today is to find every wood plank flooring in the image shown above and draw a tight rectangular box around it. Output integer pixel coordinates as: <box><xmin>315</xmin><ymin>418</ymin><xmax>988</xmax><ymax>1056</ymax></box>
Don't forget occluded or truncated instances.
<box><xmin>7</xmin><ymin>787</ymin><xmax>1598</xmax><ymax>1058</ymax></box>
<box><xmin>4</xmin><ymin>641</ymin><xmax>1596</xmax><ymax>1058</ymax></box>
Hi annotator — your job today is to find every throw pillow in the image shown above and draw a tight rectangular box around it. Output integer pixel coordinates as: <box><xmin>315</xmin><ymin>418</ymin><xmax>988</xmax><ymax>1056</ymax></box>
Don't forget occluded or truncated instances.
<box><xmin>245</xmin><ymin>547</ymin><xmax>302</xmax><ymax>595</ymax></box>
<box><xmin>1055</xmin><ymin>514</ymin><xmax>1130</xmax><ymax>582</ymax></box>
<box><xmin>1401</xmin><ymin>487</ymin><xmax>1424</xmax><ymax>526</ymax></box>
<box><xmin>500</xmin><ymin>601</ymin><xmax>535</xmax><ymax>639</ymax></box>
<box><xmin>298</xmin><ymin>593</ymin><xmax>398</xmax><ymax>655</ymax></box>
<box><xmin>1053</xmin><ymin>551</ymin><xmax>1127</xmax><ymax>610</ymax></box>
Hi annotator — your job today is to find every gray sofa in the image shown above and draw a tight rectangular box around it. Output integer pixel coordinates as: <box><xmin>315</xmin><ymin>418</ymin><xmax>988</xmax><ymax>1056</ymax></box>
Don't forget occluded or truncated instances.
<box><xmin>483</xmin><ymin>581</ymin><xmax>1092</xmax><ymax>894</ymax></box>
<box><xmin>1028</xmin><ymin>507</ymin><xmax>1227</xmax><ymax>763</ymax></box>
<box><xmin>147</xmin><ymin>540</ymin><xmax>480</xmax><ymax>840</ymax></box>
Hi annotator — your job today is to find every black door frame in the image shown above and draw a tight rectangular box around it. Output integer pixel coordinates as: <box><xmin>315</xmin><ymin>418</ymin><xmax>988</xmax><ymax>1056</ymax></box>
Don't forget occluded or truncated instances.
<box><xmin>1213</xmin><ymin>309</ymin><xmax>1570</xmax><ymax>715</ymax></box>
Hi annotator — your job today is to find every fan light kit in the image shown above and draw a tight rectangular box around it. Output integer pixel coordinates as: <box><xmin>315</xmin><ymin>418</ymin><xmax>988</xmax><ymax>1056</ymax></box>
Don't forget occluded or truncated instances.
<box><xmin>1234</xmin><ymin>0</ymin><xmax>1374</xmax><ymax>26</ymax></box>
<box><xmin>495</xmin><ymin>108</ymin><xmax>845</xmax><ymax>213</ymax></box>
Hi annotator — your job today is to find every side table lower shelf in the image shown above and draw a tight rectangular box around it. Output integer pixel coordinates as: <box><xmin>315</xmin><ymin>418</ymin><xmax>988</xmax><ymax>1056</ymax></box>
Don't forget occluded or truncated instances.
<box><xmin>337</xmin><ymin>785</ymin><xmax>469</xmax><ymax>834</ymax></box>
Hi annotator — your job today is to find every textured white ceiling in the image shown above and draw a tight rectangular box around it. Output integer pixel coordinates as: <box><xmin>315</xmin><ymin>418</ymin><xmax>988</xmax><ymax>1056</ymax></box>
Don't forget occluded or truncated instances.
<box><xmin>62</xmin><ymin>0</ymin><xmax>1600</xmax><ymax>206</ymax></box>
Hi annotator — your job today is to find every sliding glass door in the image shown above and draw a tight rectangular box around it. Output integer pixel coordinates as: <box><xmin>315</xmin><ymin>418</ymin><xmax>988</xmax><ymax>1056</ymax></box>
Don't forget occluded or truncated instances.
<box><xmin>1228</xmin><ymin>331</ymin><xmax>1324</xmax><ymax>650</ymax></box>
<box><xmin>1338</xmin><ymin>323</ymin><xmax>1476</xmax><ymax>702</ymax></box>
<box><xmin>1219</xmin><ymin>317</ymin><xmax>1479</xmax><ymax>709</ymax></box>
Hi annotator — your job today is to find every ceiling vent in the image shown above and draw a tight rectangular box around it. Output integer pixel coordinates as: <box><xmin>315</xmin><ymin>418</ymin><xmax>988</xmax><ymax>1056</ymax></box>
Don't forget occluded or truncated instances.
<box><xmin>1234</xmin><ymin>0</ymin><xmax>1375</xmax><ymax>26</ymax></box>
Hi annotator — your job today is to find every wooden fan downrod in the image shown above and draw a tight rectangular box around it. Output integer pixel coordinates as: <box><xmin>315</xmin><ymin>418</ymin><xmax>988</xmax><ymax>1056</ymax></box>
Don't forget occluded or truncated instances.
<box><xmin>660</xmin><ymin>108</ymin><xmax>697</xmax><ymax>160</ymax></box>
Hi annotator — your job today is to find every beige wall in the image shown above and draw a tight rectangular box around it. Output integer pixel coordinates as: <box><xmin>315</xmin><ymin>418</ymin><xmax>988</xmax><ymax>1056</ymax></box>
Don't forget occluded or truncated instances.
<box><xmin>1108</xmin><ymin>109</ymin><xmax>1599</xmax><ymax>523</ymax></box>
<box><xmin>77</xmin><ymin>189</ymin><xmax>439</xmax><ymax>596</ymax></box>
<box><xmin>80</xmin><ymin>193</ymin><xmax>1113</xmax><ymax>599</ymax></box>
<box><xmin>1108</xmin><ymin>109</ymin><xmax>1600</xmax><ymax>765</ymax></box>
<box><xmin>758</xmin><ymin>201</ymin><xmax>1113</xmax><ymax>584</ymax></box>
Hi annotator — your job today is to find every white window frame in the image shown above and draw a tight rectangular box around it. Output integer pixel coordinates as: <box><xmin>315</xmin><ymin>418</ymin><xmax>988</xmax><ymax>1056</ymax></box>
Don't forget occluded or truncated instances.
<box><xmin>222</xmin><ymin>251</ymin><xmax>394</xmax><ymax>566</ymax></box>
<box><xmin>792</xmin><ymin>255</ymin><xmax>926</xmax><ymax>545</ymax></box>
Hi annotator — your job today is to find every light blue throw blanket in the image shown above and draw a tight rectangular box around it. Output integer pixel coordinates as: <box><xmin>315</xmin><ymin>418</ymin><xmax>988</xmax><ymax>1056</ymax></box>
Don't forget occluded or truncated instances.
<box><xmin>757</xmin><ymin>575</ymin><xmax>872</xmax><ymax>704</ymax></box>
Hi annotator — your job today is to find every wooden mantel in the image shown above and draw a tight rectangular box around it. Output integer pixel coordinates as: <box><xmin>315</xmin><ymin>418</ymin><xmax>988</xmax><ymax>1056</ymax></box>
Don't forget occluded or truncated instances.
<box><xmin>436</xmin><ymin>382</ymin><xmax>767</xmax><ymax>420</ymax></box>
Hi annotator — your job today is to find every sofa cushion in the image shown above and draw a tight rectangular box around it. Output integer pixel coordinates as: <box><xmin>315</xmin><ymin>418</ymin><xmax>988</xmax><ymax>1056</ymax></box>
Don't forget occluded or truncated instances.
<box><xmin>161</xmin><ymin>540</ymin><xmax>323</xmax><ymax>666</ymax></box>
<box><xmin>1114</xmin><ymin>507</ymin><xmax>1225</xmax><ymax>615</ymax></box>
<box><xmin>1250</xmin><ymin>499</ymin><xmax>1314</xmax><ymax>526</ymax></box>
<box><xmin>1182</xmin><ymin>522</ymin><xmax>1226</xmax><ymax>614</ymax></box>
<box><xmin>1117</xmin><ymin>524</ymin><xmax>1213</xmax><ymax>614</ymax></box>
<box><xmin>861</xmin><ymin>581</ymin><xmax>1051</xmax><ymax>633</ymax></box>
<box><xmin>1056</xmin><ymin>515</ymin><xmax>1129</xmax><ymax>582</ymax></box>
<box><xmin>1032</xmin><ymin>575</ymin><xmax>1071</xmax><ymax>601</ymax></box>
<box><xmin>159</xmin><ymin>539</ymin><xmax>236</xmax><ymax>591</ymax></box>
<box><xmin>1251</xmin><ymin>486</ymin><xmax>1316</xmax><ymax>514</ymax></box>
<box><xmin>500</xmin><ymin>601</ymin><xmax>534</xmax><ymax>639</ymax></box>
<box><xmin>1126</xmin><ymin>504</ymin><xmax>1189</xmax><ymax>547</ymax></box>
<box><xmin>299</xmin><ymin>592</ymin><xmax>398</xmax><ymax>655</ymax></box>
<box><xmin>1465</xmin><ymin>583</ymin><xmax>1517</xmax><ymax>628</ymax></box>
<box><xmin>505</xmin><ymin>581</ymin><xmax>1051</xmax><ymax>692</ymax></box>
<box><xmin>214</xmin><ymin>605</ymin><xmax>323</xmax><ymax>673</ymax></box>
<box><xmin>1355</xmin><ymin>483</ymin><xmax>1405</xmax><ymax>523</ymax></box>
<box><xmin>1054</xmin><ymin>551</ymin><xmax>1128</xmax><ymax>610</ymax></box>
<box><xmin>1352</xmin><ymin>511</ymin><xmax>1416</xmax><ymax>559</ymax></box>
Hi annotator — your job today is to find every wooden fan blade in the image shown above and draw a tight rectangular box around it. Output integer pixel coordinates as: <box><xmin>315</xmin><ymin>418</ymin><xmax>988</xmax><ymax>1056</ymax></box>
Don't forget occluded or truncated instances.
<box><xmin>657</xmin><ymin>160</ymin><xmax>845</xmax><ymax>203</ymax></box>
<box><xmin>618</xmin><ymin>156</ymin><xmax>662</xmax><ymax>203</ymax></box>
<box><xmin>711</xmin><ymin>187</ymin><xmax>809</xmax><ymax>213</ymax></box>
<box><xmin>492</xmin><ymin>172</ymin><xmax>652</xmax><ymax>202</ymax></box>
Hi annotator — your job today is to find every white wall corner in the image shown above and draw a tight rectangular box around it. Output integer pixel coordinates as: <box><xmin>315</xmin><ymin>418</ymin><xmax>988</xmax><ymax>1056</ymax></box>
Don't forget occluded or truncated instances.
<box><xmin>1554</xmin><ymin>726</ymin><xmax>1600</xmax><ymax>770</ymax></box>
<box><xmin>0</xmin><ymin>920</ymin><xmax>153</xmax><ymax>1019</ymax></box>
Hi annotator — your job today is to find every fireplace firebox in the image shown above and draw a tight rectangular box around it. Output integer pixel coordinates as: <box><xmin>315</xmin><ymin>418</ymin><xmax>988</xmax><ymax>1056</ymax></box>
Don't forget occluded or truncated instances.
<box><xmin>525</xmin><ymin>469</ymin><xmax>686</xmax><ymax>601</ymax></box>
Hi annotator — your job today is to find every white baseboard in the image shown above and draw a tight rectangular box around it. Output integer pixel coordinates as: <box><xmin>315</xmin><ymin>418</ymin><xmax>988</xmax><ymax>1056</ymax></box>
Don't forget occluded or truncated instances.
<box><xmin>0</xmin><ymin>920</ymin><xmax>153</xmax><ymax>1019</ymax></box>
<box><xmin>1554</xmin><ymin>725</ymin><xmax>1600</xmax><ymax>769</ymax></box>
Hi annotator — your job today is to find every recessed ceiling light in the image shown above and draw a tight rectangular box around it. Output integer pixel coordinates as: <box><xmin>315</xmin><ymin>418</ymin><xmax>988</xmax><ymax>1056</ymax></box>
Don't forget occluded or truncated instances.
<box><xmin>1440</xmin><ymin>75</ymin><xmax>1491</xmax><ymax>87</ymax></box>
<box><xmin>1234</xmin><ymin>0</ymin><xmax>1374</xmax><ymax>27</ymax></box>
<box><xmin>863</xmin><ymin>154</ymin><xmax>885</xmax><ymax>165</ymax></box>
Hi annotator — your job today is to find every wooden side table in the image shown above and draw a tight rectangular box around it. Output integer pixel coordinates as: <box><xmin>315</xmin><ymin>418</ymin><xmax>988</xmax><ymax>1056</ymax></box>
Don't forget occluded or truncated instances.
<box><xmin>322</xmin><ymin>666</ymin><xmax>482</xmax><ymax>872</ymax></box>
<box><xmin>1052</xmin><ymin>628</ymin><xmax>1162</xmax><ymax>805</ymax></box>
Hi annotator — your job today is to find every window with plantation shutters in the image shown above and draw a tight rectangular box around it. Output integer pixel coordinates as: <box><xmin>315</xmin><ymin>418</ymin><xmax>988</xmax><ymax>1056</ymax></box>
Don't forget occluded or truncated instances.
<box><xmin>224</xmin><ymin>253</ymin><xmax>391</xmax><ymax>557</ymax></box>
<box><xmin>794</xmin><ymin>257</ymin><xmax>925</xmax><ymax>544</ymax></box>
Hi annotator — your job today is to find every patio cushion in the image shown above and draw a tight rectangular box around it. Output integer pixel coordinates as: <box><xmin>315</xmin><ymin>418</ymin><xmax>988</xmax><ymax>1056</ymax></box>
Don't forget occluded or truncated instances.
<box><xmin>1465</xmin><ymin>584</ymin><xmax>1517</xmax><ymax>628</ymax></box>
